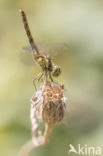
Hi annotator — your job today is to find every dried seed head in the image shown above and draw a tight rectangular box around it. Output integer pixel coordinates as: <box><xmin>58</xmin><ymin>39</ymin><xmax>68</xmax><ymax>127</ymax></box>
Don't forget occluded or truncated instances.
<box><xmin>42</xmin><ymin>83</ymin><xmax>66</xmax><ymax>124</ymax></box>
<box><xmin>30</xmin><ymin>81</ymin><xmax>67</xmax><ymax>145</ymax></box>
<box><xmin>31</xmin><ymin>82</ymin><xmax>66</xmax><ymax>125</ymax></box>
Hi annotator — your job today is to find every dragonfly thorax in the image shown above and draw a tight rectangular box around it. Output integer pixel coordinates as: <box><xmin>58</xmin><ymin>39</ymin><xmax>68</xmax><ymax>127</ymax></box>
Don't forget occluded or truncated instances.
<box><xmin>36</xmin><ymin>54</ymin><xmax>53</xmax><ymax>71</ymax></box>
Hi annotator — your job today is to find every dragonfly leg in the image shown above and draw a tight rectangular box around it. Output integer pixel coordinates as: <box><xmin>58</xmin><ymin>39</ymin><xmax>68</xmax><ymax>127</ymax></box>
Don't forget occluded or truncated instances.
<box><xmin>33</xmin><ymin>72</ymin><xmax>42</xmax><ymax>90</ymax></box>
<box><xmin>33</xmin><ymin>77</ymin><xmax>37</xmax><ymax>91</ymax></box>
<box><xmin>44</xmin><ymin>71</ymin><xmax>48</xmax><ymax>83</ymax></box>
<box><xmin>49</xmin><ymin>72</ymin><xmax>53</xmax><ymax>82</ymax></box>
<box><xmin>37</xmin><ymin>72</ymin><xmax>44</xmax><ymax>89</ymax></box>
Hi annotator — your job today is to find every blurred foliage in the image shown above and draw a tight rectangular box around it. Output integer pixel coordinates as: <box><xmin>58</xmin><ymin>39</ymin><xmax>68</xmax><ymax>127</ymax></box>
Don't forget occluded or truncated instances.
<box><xmin>0</xmin><ymin>0</ymin><xmax>103</xmax><ymax>156</ymax></box>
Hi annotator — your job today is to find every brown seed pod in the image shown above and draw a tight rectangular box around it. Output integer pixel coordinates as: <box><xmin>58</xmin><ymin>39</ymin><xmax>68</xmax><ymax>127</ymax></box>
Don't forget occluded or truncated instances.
<box><xmin>41</xmin><ymin>82</ymin><xmax>65</xmax><ymax>124</ymax></box>
<box><xmin>30</xmin><ymin>81</ymin><xmax>67</xmax><ymax>144</ymax></box>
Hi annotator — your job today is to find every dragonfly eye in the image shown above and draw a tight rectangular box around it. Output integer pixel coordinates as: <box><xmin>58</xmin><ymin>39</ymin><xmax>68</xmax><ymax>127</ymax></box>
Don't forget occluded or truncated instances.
<box><xmin>52</xmin><ymin>65</ymin><xmax>61</xmax><ymax>77</ymax></box>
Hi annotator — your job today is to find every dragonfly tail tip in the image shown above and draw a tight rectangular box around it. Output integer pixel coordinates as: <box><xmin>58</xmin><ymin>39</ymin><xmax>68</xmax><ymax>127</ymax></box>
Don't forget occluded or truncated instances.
<box><xmin>19</xmin><ymin>8</ymin><xmax>24</xmax><ymax>14</ymax></box>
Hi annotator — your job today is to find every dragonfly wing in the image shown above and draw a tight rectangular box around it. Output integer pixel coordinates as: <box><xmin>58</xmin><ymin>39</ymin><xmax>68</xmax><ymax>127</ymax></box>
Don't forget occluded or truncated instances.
<box><xmin>37</xmin><ymin>43</ymin><xmax>69</xmax><ymax>58</ymax></box>
<box><xmin>22</xmin><ymin>46</ymin><xmax>31</xmax><ymax>51</ymax></box>
<box><xmin>20</xmin><ymin>43</ymin><xmax>69</xmax><ymax>65</ymax></box>
<box><xmin>19</xmin><ymin>46</ymin><xmax>35</xmax><ymax>66</ymax></box>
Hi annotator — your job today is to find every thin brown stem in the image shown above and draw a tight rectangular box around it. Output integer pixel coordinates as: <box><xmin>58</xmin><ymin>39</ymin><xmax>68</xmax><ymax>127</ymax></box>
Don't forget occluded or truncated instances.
<box><xmin>44</xmin><ymin>123</ymin><xmax>53</xmax><ymax>143</ymax></box>
<box><xmin>18</xmin><ymin>124</ymin><xmax>54</xmax><ymax>156</ymax></box>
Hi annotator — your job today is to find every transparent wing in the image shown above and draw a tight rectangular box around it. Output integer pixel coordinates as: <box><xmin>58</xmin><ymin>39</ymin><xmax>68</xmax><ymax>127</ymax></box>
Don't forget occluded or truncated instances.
<box><xmin>19</xmin><ymin>43</ymin><xmax>68</xmax><ymax>65</ymax></box>
<box><xmin>38</xmin><ymin>42</ymin><xmax>69</xmax><ymax>57</ymax></box>
<box><xmin>19</xmin><ymin>47</ymin><xmax>35</xmax><ymax>66</ymax></box>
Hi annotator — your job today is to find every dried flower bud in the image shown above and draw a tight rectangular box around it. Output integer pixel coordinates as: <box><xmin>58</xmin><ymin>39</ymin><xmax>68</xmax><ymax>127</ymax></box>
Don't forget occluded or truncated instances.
<box><xmin>30</xmin><ymin>81</ymin><xmax>67</xmax><ymax>145</ymax></box>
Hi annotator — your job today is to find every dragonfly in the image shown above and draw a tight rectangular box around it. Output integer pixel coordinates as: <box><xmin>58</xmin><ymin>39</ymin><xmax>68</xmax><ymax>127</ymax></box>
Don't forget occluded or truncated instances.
<box><xmin>20</xmin><ymin>9</ymin><xmax>67</xmax><ymax>89</ymax></box>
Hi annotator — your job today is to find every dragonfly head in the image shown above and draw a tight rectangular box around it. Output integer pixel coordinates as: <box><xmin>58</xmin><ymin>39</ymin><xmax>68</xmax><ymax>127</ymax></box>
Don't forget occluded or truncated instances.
<box><xmin>52</xmin><ymin>65</ymin><xmax>62</xmax><ymax>77</ymax></box>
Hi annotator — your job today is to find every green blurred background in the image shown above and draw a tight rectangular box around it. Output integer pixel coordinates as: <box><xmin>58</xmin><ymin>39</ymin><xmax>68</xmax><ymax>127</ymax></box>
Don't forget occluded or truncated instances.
<box><xmin>0</xmin><ymin>0</ymin><xmax>103</xmax><ymax>156</ymax></box>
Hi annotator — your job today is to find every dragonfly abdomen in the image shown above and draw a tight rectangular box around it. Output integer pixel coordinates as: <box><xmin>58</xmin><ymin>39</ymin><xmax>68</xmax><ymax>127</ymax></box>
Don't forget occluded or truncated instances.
<box><xmin>20</xmin><ymin>9</ymin><xmax>40</xmax><ymax>55</ymax></box>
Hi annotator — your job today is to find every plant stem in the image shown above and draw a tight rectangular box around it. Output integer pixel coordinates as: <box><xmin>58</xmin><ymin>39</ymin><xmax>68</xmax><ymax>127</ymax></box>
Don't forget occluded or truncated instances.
<box><xmin>18</xmin><ymin>140</ymin><xmax>35</xmax><ymax>156</ymax></box>
<box><xmin>18</xmin><ymin>124</ymin><xmax>53</xmax><ymax>156</ymax></box>
<box><xmin>44</xmin><ymin>123</ymin><xmax>53</xmax><ymax>143</ymax></box>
